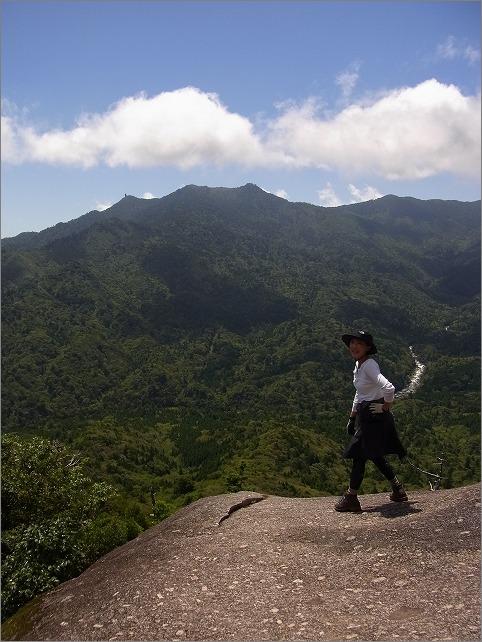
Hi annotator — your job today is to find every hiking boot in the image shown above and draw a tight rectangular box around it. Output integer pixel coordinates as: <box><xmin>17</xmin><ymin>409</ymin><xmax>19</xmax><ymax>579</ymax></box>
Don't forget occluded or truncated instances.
<box><xmin>390</xmin><ymin>484</ymin><xmax>408</xmax><ymax>502</ymax></box>
<box><xmin>334</xmin><ymin>493</ymin><xmax>362</xmax><ymax>512</ymax></box>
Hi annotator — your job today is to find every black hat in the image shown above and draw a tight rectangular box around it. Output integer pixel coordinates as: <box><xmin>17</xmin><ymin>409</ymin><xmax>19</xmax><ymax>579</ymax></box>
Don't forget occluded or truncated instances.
<box><xmin>342</xmin><ymin>330</ymin><xmax>377</xmax><ymax>355</ymax></box>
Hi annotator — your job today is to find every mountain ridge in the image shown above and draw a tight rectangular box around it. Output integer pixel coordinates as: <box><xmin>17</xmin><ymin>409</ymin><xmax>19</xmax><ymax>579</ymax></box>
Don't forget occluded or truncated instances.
<box><xmin>2</xmin><ymin>183</ymin><xmax>480</xmax><ymax>251</ymax></box>
<box><xmin>1</xmin><ymin>182</ymin><xmax>480</xmax><ymax>623</ymax></box>
<box><xmin>1</xmin><ymin>183</ymin><xmax>480</xmax><ymax>507</ymax></box>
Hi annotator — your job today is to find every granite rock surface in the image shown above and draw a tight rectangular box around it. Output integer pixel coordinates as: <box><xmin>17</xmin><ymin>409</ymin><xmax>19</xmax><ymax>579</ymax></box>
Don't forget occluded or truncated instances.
<box><xmin>3</xmin><ymin>484</ymin><xmax>480</xmax><ymax>641</ymax></box>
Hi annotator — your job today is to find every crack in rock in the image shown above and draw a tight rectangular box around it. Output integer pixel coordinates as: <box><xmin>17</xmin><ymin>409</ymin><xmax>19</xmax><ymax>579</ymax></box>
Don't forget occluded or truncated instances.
<box><xmin>218</xmin><ymin>495</ymin><xmax>267</xmax><ymax>525</ymax></box>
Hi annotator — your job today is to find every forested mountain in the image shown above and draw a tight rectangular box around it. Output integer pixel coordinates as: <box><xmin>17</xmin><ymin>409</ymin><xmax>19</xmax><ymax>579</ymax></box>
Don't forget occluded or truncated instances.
<box><xmin>2</xmin><ymin>184</ymin><xmax>480</xmax><ymax>504</ymax></box>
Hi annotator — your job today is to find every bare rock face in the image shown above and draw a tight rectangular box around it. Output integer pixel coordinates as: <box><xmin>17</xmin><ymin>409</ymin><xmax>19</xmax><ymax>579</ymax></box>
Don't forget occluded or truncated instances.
<box><xmin>3</xmin><ymin>485</ymin><xmax>480</xmax><ymax>641</ymax></box>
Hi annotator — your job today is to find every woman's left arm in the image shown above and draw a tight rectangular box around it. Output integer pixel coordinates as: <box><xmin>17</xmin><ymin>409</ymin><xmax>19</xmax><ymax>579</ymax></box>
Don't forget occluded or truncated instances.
<box><xmin>366</xmin><ymin>360</ymin><xmax>395</xmax><ymax>411</ymax></box>
<box><xmin>378</xmin><ymin>372</ymin><xmax>395</xmax><ymax>410</ymax></box>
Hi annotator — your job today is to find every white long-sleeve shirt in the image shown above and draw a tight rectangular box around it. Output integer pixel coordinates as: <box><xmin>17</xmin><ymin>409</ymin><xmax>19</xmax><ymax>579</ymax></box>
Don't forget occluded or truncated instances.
<box><xmin>351</xmin><ymin>358</ymin><xmax>395</xmax><ymax>412</ymax></box>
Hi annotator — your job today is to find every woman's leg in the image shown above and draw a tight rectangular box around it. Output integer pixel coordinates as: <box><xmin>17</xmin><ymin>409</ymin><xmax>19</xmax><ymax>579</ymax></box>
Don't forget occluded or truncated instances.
<box><xmin>371</xmin><ymin>457</ymin><xmax>396</xmax><ymax>481</ymax></box>
<box><xmin>371</xmin><ymin>457</ymin><xmax>408</xmax><ymax>501</ymax></box>
<box><xmin>335</xmin><ymin>458</ymin><xmax>366</xmax><ymax>511</ymax></box>
<box><xmin>349</xmin><ymin>458</ymin><xmax>366</xmax><ymax>492</ymax></box>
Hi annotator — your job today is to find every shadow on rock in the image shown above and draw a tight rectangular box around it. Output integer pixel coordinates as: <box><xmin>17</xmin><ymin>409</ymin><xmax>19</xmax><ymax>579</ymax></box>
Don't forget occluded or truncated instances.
<box><xmin>362</xmin><ymin>500</ymin><xmax>422</xmax><ymax>518</ymax></box>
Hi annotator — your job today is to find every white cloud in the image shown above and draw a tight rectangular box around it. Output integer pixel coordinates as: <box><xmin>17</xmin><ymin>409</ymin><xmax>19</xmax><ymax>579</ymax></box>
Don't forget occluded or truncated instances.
<box><xmin>348</xmin><ymin>183</ymin><xmax>383</xmax><ymax>202</ymax></box>
<box><xmin>436</xmin><ymin>35</ymin><xmax>480</xmax><ymax>65</ymax></box>
<box><xmin>142</xmin><ymin>192</ymin><xmax>155</xmax><ymax>199</ymax></box>
<box><xmin>2</xmin><ymin>88</ymin><xmax>276</xmax><ymax>170</ymax></box>
<box><xmin>260</xmin><ymin>186</ymin><xmax>289</xmax><ymax>200</ymax></box>
<box><xmin>317</xmin><ymin>182</ymin><xmax>383</xmax><ymax>207</ymax></box>
<box><xmin>317</xmin><ymin>183</ymin><xmax>343</xmax><ymax>207</ymax></box>
<box><xmin>270</xmin><ymin>79</ymin><xmax>481</xmax><ymax>180</ymax></box>
<box><xmin>95</xmin><ymin>200</ymin><xmax>113</xmax><ymax>211</ymax></box>
<box><xmin>335</xmin><ymin>61</ymin><xmax>361</xmax><ymax>101</ymax></box>
<box><xmin>2</xmin><ymin>80</ymin><xmax>480</xmax><ymax>183</ymax></box>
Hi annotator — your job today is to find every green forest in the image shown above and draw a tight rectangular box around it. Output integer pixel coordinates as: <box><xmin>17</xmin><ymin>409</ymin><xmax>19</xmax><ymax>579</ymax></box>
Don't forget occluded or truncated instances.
<box><xmin>1</xmin><ymin>185</ymin><xmax>480</xmax><ymax>622</ymax></box>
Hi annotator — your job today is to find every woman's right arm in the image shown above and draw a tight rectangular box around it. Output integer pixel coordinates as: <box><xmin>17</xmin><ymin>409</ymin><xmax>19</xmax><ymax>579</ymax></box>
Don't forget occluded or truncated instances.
<box><xmin>350</xmin><ymin>393</ymin><xmax>359</xmax><ymax>418</ymax></box>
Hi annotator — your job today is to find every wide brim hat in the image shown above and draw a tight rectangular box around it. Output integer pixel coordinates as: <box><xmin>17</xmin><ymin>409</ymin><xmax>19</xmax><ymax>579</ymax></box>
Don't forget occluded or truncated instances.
<box><xmin>342</xmin><ymin>330</ymin><xmax>377</xmax><ymax>355</ymax></box>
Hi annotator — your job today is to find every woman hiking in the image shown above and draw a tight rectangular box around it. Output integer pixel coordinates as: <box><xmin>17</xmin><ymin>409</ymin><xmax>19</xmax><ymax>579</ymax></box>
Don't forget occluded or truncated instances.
<box><xmin>335</xmin><ymin>330</ymin><xmax>408</xmax><ymax>512</ymax></box>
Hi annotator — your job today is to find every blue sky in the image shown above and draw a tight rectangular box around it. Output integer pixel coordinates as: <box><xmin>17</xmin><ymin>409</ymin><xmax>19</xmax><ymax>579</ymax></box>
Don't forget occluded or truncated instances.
<box><xmin>1</xmin><ymin>1</ymin><xmax>480</xmax><ymax>238</ymax></box>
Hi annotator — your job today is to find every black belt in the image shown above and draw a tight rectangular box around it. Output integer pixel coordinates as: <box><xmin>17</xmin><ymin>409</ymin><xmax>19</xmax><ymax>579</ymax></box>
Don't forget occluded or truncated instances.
<box><xmin>357</xmin><ymin>398</ymin><xmax>384</xmax><ymax>410</ymax></box>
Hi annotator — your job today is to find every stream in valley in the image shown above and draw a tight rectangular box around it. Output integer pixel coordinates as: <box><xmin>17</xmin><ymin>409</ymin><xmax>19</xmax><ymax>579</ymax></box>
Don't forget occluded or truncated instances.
<box><xmin>395</xmin><ymin>347</ymin><xmax>426</xmax><ymax>399</ymax></box>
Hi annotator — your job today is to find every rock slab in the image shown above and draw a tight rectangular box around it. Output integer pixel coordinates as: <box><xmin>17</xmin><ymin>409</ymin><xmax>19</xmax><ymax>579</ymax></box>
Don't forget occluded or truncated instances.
<box><xmin>3</xmin><ymin>484</ymin><xmax>480</xmax><ymax>641</ymax></box>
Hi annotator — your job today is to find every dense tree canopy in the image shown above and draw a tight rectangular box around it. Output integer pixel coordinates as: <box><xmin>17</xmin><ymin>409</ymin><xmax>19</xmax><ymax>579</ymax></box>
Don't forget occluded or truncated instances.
<box><xmin>1</xmin><ymin>186</ymin><xmax>480</xmax><ymax>621</ymax></box>
<box><xmin>1</xmin><ymin>434</ymin><xmax>148</xmax><ymax>621</ymax></box>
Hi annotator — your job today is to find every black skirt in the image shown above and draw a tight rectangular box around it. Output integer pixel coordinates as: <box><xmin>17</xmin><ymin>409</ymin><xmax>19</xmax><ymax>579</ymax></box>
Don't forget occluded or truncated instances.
<box><xmin>342</xmin><ymin>399</ymin><xmax>407</xmax><ymax>461</ymax></box>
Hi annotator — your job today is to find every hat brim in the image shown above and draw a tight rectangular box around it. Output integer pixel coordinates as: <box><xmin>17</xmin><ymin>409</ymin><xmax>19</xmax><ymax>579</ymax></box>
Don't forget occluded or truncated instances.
<box><xmin>342</xmin><ymin>334</ymin><xmax>377</xmax><ymax>355</ymax></box>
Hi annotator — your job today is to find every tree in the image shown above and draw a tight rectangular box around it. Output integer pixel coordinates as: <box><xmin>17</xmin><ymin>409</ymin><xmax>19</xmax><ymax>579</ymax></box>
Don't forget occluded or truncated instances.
<box><xmin>1</xmin><ymin>434</ymin><xmax>142</xmax><ymax>622</ymax></box>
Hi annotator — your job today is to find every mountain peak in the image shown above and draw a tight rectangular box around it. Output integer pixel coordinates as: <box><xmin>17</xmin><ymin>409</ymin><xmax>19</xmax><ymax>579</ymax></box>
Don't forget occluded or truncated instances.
<box><xmin>2</xmin><ymin>185</ymin><xmax>480</xmax><ymax>253</ymax></box>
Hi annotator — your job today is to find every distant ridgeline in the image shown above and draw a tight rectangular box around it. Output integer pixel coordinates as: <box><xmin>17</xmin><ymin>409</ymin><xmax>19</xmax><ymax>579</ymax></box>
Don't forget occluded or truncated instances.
<box><xmin>2</xmin><ymin>184</ymin><xmax>480</xmax><ymax>502</ymax></box>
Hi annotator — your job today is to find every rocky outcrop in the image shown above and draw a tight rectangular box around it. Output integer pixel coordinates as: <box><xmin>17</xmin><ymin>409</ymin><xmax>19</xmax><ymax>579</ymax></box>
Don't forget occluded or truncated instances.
<box><xmin>3</xmin><ymin>484</ymin><xmax>480</xmax><ymax>641</ymax></box>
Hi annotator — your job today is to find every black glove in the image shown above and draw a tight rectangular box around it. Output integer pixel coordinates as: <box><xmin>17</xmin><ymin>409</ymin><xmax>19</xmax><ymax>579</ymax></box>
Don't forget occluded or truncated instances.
<box><xmin>346</xmin><ymin>417</ymin><xmax>356</xmax><ymax>435</ymax></box>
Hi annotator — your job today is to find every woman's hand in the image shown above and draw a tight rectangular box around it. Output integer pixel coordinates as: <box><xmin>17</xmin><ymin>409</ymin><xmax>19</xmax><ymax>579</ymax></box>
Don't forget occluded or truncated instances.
<box><xmin>346</xmin><ymin>417</ymin><xmax>356</xmax><ymax>435</ymax></box>
<box><xmin>369</xmin><ymin>402</ymin><xmax>385</xmax><ymax>414</ymax></box>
